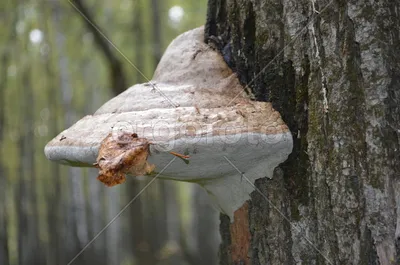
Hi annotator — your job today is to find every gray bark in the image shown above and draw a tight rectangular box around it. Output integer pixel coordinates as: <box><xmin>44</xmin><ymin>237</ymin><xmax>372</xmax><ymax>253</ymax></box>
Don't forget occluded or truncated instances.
<box><xmin>205</xmin><ymin>0</ymin><xmax>400</xmax><ymax>264</ymax></box>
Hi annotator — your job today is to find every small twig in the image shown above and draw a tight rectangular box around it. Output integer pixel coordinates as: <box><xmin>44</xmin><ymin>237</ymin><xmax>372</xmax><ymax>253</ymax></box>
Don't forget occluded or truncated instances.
<box><xmin>169</xmin><ymin>151</ymin><xmax>190</xmax><ymax>160</ymax></box>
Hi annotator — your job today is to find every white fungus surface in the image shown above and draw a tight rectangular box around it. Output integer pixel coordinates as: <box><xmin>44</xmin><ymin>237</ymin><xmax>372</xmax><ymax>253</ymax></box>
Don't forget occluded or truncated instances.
<box><xmin>45</xmin><ymin>26</ymin><xmax>293</xmax><ymax>220</ymax></box>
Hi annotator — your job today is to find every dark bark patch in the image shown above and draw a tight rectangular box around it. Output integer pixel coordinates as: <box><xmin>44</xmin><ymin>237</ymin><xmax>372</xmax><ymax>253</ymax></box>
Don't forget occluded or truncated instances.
<box><xmin>282</xmin><ymin>57</ymin><xmax>311</xmax><ymax>221</ymax></box>
<box><xmin>360</xmin><ymin>227</ymin><xmax>379</xmax><ymax>265</ymax></box>
<box><xmin>219</xmin><ymin>213</ymin><xmax>232</xmax><ymax>265</ymax></box>
<box><xmin>205</xmin><ymin>0</ymin><xmax>217</xmax><ymax>41</ymax></box>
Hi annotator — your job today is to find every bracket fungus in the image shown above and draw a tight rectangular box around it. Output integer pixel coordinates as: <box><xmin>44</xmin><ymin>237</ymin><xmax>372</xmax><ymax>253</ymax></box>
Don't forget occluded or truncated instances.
<box><xmin>44</xmin><ymin>26</ymin><xmax>293</xmax><ymax>220</ymax></box>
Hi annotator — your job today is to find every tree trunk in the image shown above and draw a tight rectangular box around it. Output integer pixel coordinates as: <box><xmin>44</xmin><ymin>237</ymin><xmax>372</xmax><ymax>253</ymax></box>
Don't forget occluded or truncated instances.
<box><xmin>151</xmin><ymin>0</ymin><xmax>162</xmax><ymax>67</ymax></box>
<box><xmin>205</xmin><ymin>0</ymin><xmax>400</xmax><ymax>264</ymax></box>
<box><xmin>133</xmin><ymin>0</ymin><xmax>145</xmax><ymax>83</ymax></box>
<box><xmin>70</xmin><ymin>0</ymin><xmax>127</xmax><ymax>96</ymax></box>
<box><xmin>0</xmin><ymin>42</ymin><xmax>10</xmax><ymax>265</ymax></box>
<box><xmin>18</xmin><ymin>65</ymin><xmax>45</xmax><ymax>265</ymax></box>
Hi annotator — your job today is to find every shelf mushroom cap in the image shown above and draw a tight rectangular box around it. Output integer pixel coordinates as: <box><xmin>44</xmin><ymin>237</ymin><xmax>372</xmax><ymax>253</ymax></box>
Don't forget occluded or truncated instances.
<box><xmin>44</xmin><ymin>26</ymin><xmax>293</xmax><ymax>220</ymax></box>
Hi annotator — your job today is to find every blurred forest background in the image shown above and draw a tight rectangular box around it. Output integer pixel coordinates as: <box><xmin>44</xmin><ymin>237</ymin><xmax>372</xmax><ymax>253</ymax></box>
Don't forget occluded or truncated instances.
<box><xmin>0</xmin><ymin>1</ymin><xmax>221</xmax><ymax>265</ymax></box>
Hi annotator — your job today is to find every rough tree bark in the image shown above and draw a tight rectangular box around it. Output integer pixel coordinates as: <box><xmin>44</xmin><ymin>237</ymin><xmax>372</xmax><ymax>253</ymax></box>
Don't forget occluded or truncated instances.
<box><xmin>205</xmin><ymin>0</ymin><xmax>400</xmax><ymax>264</ymax></box>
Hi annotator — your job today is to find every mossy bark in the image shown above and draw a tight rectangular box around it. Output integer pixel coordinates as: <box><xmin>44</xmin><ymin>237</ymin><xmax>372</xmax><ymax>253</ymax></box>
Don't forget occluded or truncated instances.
<box><xmin>206</xmin><ymin>0</ymin><xmax>400</xmax><ymax>264</ymax></box>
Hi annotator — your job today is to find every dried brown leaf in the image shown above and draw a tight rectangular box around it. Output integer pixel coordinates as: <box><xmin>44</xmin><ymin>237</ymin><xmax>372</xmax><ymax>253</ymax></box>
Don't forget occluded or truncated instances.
<box><xmin>95</xmin><ymin>132</ymin><xmax>155</xmax><ymax>187</ymax></box>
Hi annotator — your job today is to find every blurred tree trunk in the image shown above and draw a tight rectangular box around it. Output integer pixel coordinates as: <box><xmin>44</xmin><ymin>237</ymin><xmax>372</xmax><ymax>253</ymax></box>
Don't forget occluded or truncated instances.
<box><xmin>51</xmin><ymin>2</ymin><xmax>90</xmax><ymax>263</ymax></box>
<box><xmin>191</xmin><ymin>186</ymin><xmax>219</xmax><ymax>265</ymax></box>
<box><xmin>45</xmin><ymin>54</ymin><xmax>63</xmax><ymax>265</ymax></box>
<box><xmin>128</xmin><ymin>178</ymin><xmax>149</xmax><ymax>264</ymax></box>
<box><xmin>106</xmin><ymin>187</ymin><xmax>120</xmax><ymax>265</ymax></box>
<box><xmin>18</xmin><ymin>66</ymin><xmax>44</xmax><ymax>265</ymax></box>
<box><xmin>180</xmin><ymin>185</ymin><xmax>219</xmax><ymax>265</ymax></box>
<box><xmin>43</xmin><ymin>3</ymin><xmax>65</xmax><ymax>264</ymax></box>
<box><xmin>70</xmin><ymin>0</ymin><xmax>127</xmax><ymax>96</ymax></box>
<box><xmin>205</xmin><ymin>0</ymin><xmax>400</xmax><ymax>264</ymax></box>
<box><xmin>151</xmin><ymin>0</ymin><xmax>162</xmax><ymax>66</ymax></box>
<box><xmin>84</xmin><ymin>61</ymin><xmax>108</xmax><ymax>265</ymax></box>
<box><xmin>0</xmin><ymin>164</ymin><xmax>8</xmax><ymax>265</ymax></box>
<box><xmin>44</xmin><ymin>26</ymin><xmax>63</xmax><ymax>265</ymax></box>
<box><xmin>0</xmin><ymin>35</ymin><xmax>10</xmax><ymax>265</ymax></box>
<box><xmin>133</xmin><ymin>0</ymin><xmax>145</xmax><ymax>83</ymax></box>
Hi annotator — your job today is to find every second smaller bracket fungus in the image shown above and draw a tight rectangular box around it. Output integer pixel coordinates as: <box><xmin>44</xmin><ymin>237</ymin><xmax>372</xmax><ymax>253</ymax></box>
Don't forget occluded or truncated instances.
<box><xmin>44</xmin><ymin>26</ymin><xmax>293</xmax><ymax>221</ymax></box>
